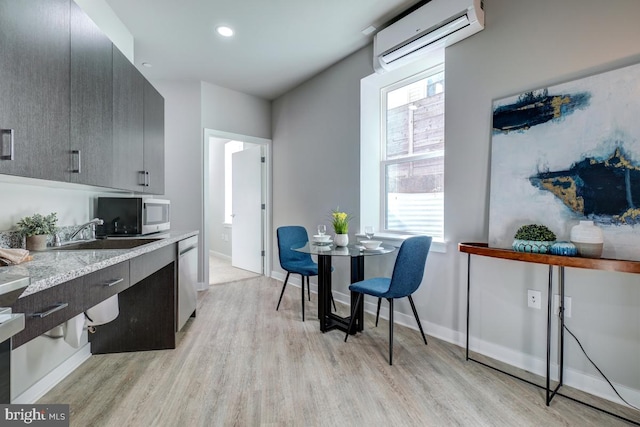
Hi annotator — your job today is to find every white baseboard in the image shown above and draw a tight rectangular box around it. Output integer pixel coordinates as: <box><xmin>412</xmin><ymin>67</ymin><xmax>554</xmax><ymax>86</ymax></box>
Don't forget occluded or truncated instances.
<box><xmin>12</xmin><ymin>343</ymin><xmax>91</xmax><ymax>404</ymax></box>
<box><xmin>209</xmin><ymin>250</ymin><xmax>231</xmax><ymax>261</ymax></box>
<box><xmin>270</xmin><ymin>270</ymin><xmax>640</xmax><ymax>408</ymax></box>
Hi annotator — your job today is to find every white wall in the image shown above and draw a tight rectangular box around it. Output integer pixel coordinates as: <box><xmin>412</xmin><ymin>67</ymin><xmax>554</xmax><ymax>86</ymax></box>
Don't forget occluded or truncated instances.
<box><xmin>271</xmin><ymin>0</ymin><xmax>640</xmax><ymax>406</ymax></box>
<box><xmin>201</xmin><ymin>82</ymin><xmax>271</xmax><ymax>140</ymax></box>
<box><xmin>208</xmin><ymin>137</ymin><xmax>232</xmax><ymax>257</ymax></box>
<box><xmin>74</xmin><ymin>0</ymin><xmax>134</xmax><ymax>62</ymax></box>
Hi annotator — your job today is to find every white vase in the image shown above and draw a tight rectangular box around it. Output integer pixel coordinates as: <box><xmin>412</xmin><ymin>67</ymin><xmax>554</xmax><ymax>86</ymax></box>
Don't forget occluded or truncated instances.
<box><xmin>334</xmin><ymin>234</ymin><xmax>349</xmax><ymax>247</ymax></box>
<box><xmin>570</xmin><ymin>220</ymin><xmax>604</xmax><ymax>258</ymax></box>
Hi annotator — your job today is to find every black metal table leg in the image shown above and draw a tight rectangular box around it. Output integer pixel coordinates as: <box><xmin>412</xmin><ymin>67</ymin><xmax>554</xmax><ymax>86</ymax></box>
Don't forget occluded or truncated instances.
<box><xmin>351</xmin><ymin>255</ymin><xmax>365</xmax><ymax>332</ymax></box>
<box><xmin>318</xmin><ymin>254</ymin><xmax>332</xmax><ymax>332</ymax></box>
<box><xmin>466</xmin><ymin>253</ymin><xmax>471</xmax><ymax>361</ymax></box>
<box><xmin>546</xmin><ymin>265</ymin><xmax>553</xmax><ymax>405</ymax></box>
<box><xmin>559</xmin><ymin>266</ymin><xmax>565</xmax><ymax>387</ymax></box>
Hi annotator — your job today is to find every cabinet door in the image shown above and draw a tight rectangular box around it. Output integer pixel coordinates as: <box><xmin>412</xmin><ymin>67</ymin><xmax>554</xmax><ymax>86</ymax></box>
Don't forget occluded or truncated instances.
<box><xmin>143</xmin><ymin>80</ymin><xmax>165</xmax><ymax>194</ymax></box>
<box><xmin>69</xmin><ymin>1</ymin><xmax>113</xmax><ymax>186</ymax></box>
<box><xmin>112</xmin><ymin>47</ymin><xmax>144</xmax><ymax>191</ymax></box>
<box><xmin>0</xmin><ymin>0</ymin><xmax>70</xmax><ymax>181</ymax></box>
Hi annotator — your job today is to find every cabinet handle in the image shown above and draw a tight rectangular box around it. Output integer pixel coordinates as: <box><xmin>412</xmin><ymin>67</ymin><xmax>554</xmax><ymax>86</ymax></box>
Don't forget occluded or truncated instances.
<box><xmin>139</xmin><ymin>170</ymin><xmax>146</xmax><ymax>186</ymax></box>
<box><xmin>145</xmin><ymin>171</ymin><xmax>150</xmax><ymax>187</ymax></box>
<box><xmin>71</xmin><ymin>150</ymin><xmax>81</xmax><ymax>173</ymax></box>
<box><xmin>102</xmin><ymin>278</ymin><xmax>124</xmax><ymax>287</ymax></box>
<box><xmin>1</xmin><ymin>129</ymin><xmax>15</xmax><ymax>160</ymax></box>
<box><xmin>31</xmin><ymin>302</ymin><xmax>69</xmax><ymax>318</ymax></box>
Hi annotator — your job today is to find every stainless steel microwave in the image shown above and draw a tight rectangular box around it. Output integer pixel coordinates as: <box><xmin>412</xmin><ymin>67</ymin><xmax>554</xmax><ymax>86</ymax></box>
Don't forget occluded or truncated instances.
<box><xmin>96</xmin><ymin>197</ymin><xmax>170</xmax><ymax>236</ymax></box>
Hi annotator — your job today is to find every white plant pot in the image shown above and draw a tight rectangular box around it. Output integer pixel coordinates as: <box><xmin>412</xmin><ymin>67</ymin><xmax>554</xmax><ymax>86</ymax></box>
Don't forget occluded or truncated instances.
<box><xmin>570</xmin><ymin>220</ymin><xmax>604</xmax><ymax>258</ymax></box>
<box><xmin>334</xmin><ymin>234</ymin><xmax>349</xmax><ymax>247</ymax></box>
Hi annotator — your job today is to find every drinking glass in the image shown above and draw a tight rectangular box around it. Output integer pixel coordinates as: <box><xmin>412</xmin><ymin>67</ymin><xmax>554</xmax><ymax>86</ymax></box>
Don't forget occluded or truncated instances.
<box><xmin>317</xmin><ymin>225</ymin><xmax>326</xmax><ymax>236</ymax></box>
<box><xmin>364</xmin><ymin>226</ymin><xmax>375</xmax><ymax>240</ymax></box>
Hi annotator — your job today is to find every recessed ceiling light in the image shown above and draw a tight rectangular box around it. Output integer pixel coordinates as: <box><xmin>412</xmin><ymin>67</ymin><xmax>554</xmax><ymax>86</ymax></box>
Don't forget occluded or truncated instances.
<box><xmin>142</xmin><ymin>62</ymin><xmax>153</xmax><ymax>68</ymax></box>
<box><xmin>216</xmin><ymin>26</ymin><xmax>234</xmax><ymax>37</ymax></box>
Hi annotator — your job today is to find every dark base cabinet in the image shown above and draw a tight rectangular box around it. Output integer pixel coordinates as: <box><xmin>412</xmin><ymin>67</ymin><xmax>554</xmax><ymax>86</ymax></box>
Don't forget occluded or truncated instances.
<box><xmin>90</xmin><ymin>263</ymin><xmax>176</xmax><ymax>353</ymax></box>
<box><xmin>10</xmin><ymin>244</ymin><xmax>178</xmax><ymax>353</ymax></box>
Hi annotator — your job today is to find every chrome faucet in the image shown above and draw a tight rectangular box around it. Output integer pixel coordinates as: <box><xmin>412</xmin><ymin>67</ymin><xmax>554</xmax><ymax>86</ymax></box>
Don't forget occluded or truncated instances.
<box><xmin>68</xmin><ymin>218</ymin><xmax>104</xmax><ymax>242</ymax></box>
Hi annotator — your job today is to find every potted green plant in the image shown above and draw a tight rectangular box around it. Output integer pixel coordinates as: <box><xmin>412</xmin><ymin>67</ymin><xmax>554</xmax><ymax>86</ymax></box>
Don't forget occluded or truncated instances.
<box><xmin>16</xmin><ymin>212</ymin><xmax>58</xmax><ymax>251</ymax></box>
<box><xmin>512</xmin><ymin>224</ymin><xmax>556</xmax><ymax>254</ymax></box>
<box><xmin>331</xmin><ymin>207</ymin><xmax>353</xmax><ymax>246</ymax></box>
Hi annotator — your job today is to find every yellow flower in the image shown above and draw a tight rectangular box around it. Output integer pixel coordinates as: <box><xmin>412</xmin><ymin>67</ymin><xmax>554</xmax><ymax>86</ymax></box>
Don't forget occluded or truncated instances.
<box><xmin>330</xmin><ymin>208</ymin><xmax>353</xmax><ymax>234</ymax></box>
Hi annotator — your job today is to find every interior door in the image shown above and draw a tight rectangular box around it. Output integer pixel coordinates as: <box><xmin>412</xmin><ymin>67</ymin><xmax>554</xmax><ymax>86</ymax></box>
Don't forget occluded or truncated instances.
<box><xmin>231</xmin><ymin>145</ymin><xmax>263</xmax><ymax>274</ymax></box>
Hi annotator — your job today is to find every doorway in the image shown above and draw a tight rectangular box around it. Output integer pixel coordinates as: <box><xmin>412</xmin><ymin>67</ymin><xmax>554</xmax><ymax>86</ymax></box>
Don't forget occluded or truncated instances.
<box><xmin>203</xmin><ymin>129</ymin><xmax>271</xmax><ymax>285</ymax></box>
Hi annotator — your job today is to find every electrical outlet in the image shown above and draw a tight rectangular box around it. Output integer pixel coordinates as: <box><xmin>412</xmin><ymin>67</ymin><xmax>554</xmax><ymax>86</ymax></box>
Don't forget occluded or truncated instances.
<box><xmin>527</xmin><ymin>289</ymin><xmax>542</xmax><ymax>309</ymax></box>
<box><xmin>553</xmin><ymin>294</ymin><xmax>572</xmax><ymax>318</ymax></box>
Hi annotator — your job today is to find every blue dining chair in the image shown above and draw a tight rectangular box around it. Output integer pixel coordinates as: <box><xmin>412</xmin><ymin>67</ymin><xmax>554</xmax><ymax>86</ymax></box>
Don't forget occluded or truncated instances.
<box><xmin>344</xmin><ymin>235</ymin><xmax>432</xmax><ymax>365</ymax></box>
<box><xmin>276</xmin><ymin>226</ymin><xmax>336</xmax><ymax>321</ymax></box>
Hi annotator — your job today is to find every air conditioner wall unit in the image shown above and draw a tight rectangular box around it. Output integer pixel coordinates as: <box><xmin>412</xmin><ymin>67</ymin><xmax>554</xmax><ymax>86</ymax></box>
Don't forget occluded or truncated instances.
<box><xmin>373</xmin><ymin>0</ymin><xmax>484</xmax><ymax>73</ymax></box>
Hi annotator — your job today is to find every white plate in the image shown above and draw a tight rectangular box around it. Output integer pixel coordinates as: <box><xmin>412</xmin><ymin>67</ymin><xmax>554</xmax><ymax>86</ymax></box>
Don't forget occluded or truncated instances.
<box><xmin>356</xmin><ymin>245</ymin><xmax>384</xmax><ymax>251</ymax></box>
<box><xmin>313</xmin><ymin>240</ymin><xmax>333</xmax><ymax>246</ymax></box>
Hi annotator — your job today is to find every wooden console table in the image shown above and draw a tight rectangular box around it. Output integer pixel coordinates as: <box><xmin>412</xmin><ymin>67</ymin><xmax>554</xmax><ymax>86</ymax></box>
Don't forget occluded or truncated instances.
<box><xmin>458</xmin><ymin>242</ymin><xmax>640</xmax><ymax>425</ymax></box>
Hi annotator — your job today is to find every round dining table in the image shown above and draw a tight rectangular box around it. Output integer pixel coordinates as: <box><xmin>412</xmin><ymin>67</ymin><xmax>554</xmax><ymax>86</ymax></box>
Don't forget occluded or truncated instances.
<box><xmin>293</xmin><ymin>242</ymin><xmax>396</xmax><ymax>334</ymax></box>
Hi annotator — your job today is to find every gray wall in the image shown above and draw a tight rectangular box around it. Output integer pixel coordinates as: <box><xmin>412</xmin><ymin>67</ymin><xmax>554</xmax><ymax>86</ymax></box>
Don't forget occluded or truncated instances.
<box><xmin>154</xmin><ymin>80</ymin><xmax>272</xmax><ymax>282</ymax></box>
<box><xmin>272</xmin><ymin>46</ymin><xmax>371</xmax><ymax>291</ymax></box>
<box><xmin>271</xmin><ymin>0</ymin><xmax>640</xmax><ymax>403</ymax></box>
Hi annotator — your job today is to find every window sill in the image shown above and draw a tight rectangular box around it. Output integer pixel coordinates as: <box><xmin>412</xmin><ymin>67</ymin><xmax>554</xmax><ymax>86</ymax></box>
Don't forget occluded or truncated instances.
<box><xmin>354</xmin><ymin>233</ymin><xmax>447</xmax><ymax>253</ymax></box>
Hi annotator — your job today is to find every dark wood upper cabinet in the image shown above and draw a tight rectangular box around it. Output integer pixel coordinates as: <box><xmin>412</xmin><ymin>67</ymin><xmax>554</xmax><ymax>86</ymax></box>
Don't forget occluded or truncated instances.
<box><xmin>143</xmin><ymin>80</ymin><xmax>165</xmax><ymax>194</ymax></box>
<box><xmin>69</xmin><ymin>0</ymin><xmax>114</xmax><ymax>187</ymax></box>
<box><xmin>0</xmin><ymin>0</ymin><xmax>164</xmax><ymax>192</ymax></box>
<box><xmin>0</xmin><ymin>0</ymin><xmax>70</xmax><ymax>181</ymax></box>
<box><xmin>112</xmin><ymin>47</ymin><xmax>145</xmax><ymax>192</ymax></box>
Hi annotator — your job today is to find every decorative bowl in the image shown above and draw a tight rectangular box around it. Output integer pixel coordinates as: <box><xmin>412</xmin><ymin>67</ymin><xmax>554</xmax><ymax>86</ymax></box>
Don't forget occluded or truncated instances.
<box><xmin>361</xmin><ymin>240</ymin><xmax>382</xmax><ymax>250</ymax></box>
<box><xmin>512</xmin><ymin>239</ymin><xmax>554</xmax><ymax>254</ymax></box>
<box><xmin>313</xmin><ymin>234</ymin><xmax>331</xmax><ymax>243</ymax></box>
<box><xmin>549</xmin><ymin>241</ymin><xmax>578</xmax><ymax>256</ymax></box>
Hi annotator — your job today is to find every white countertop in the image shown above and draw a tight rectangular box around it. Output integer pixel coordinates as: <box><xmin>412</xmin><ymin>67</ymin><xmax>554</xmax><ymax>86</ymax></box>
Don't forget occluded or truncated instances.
<box><xmin>3</xmin><ymin>230</ymin><xmax>199</xmax><ymax>298</ymax></box>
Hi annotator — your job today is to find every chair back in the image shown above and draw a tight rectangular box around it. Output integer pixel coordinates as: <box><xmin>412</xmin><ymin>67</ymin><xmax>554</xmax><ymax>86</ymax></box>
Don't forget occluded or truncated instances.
<box><xmin>387</xmin><ymin>235</ymin><xmax>432</xmax><ymax>298</ymax></box>
<box><xmin>277</xmin><ymin>226</ymin><xmax>312</xmax><ymax>269</ymax></box>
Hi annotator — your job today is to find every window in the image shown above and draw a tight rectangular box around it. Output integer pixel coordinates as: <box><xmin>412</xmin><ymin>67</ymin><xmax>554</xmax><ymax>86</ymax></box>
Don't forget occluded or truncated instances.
<box><xmin>381</xmin><ymin>67</ymin><xmax>444</xmax><ymax>239</ymax></box>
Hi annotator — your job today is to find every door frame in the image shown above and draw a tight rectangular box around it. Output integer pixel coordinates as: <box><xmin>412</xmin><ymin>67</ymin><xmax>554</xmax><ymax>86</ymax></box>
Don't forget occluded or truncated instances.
<box><xmin>202</xmin><ymin>128</ymin><xmax>272</xmax><ymax>285</ymax></box>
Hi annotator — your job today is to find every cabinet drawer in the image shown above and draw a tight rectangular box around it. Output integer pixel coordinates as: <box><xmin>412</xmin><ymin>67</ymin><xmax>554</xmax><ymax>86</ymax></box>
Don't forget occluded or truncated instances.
<box><xmin>10</xmin><ymin>277</ymin><xmax>84</xmax><ymax>349</ymax></box>
<box><xmin>84</xmin><ymin>261</ymin><xmax>130</xmax><ymax>308</ymax></box>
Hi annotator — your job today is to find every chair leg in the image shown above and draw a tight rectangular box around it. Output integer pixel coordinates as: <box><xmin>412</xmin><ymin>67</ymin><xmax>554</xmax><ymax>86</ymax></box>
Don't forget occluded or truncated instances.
<box><xmin>307</xmin><ymin>276</ymin><xmax>311</xmax><ymax>301</ymax></box>
<box><xmin>375</xmin><ymin>298</ymin><xmax>382</xmax><ymax>327</ymax></box>
<box><xmin>388</xmin><ymin>298</ymin><xmax>394</xmax><ymax>366</ymax></box>
<box><xmin>344</xmin><ymin>293</ymin><xmax>362</xmax><ymax>342</ymax></box>
<box><xmin>408</xmin><ymin>295</ymin><xmax>427</xmax><ymax>345</ymax></box>
<box><xmin>300</xmin><ymin>275</ymin><xmax>305</xmax><ymax>322</ymax></box>
<box><xmin>276</xmin><ymin>272</ymin><xmax>290</xmax><ymax>311</ymax></box>
<box><xmin>331</xmin><ymin>293</ymin><xmax>337</xmax><ymax>312</ymax></box>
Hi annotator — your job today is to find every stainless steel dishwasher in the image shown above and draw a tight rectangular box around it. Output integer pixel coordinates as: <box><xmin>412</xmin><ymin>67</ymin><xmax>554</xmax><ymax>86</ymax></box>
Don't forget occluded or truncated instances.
<box><xmin>177</xmin><ymin>236</ymin><xmax>198</xmax><ymax>331</ymax></box>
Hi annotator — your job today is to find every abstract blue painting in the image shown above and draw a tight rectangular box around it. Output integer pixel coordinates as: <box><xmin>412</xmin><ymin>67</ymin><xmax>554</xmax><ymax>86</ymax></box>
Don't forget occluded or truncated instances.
<box><xmin>489</xmin><ymin>62</ymin><xmax>640</xmax><ymax>261</ymax></box>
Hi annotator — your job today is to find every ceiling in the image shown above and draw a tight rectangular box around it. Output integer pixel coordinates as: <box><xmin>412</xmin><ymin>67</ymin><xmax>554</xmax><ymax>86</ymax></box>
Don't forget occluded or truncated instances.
<box><xmin>104</xmin><ymin>0</ymin><xmax>423</xmax><ymax>100</ymax></box>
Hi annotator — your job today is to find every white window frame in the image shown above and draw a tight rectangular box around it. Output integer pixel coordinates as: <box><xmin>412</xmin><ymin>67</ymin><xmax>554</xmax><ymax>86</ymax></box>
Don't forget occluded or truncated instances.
<box><xmin>380</xmin><ymin>66</ymin><xmax>445</xmax><ymax>237</ymax></box>
<box><xmin>360</xmin><ymin>51</ymin><xmax>446</xmax><ymax>252</ymax></box>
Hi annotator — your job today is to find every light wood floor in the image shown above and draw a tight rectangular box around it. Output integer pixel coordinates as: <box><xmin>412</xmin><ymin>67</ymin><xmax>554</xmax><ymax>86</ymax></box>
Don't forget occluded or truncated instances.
<box><xmin>209</xmin><ymin>253</ymin><xmax>260</xmax><ymax>285</ymax></box>
<box><xmin>39</xmin><ymin>276</ymin><xmax>638</xmax><ymax>426</ymax></box>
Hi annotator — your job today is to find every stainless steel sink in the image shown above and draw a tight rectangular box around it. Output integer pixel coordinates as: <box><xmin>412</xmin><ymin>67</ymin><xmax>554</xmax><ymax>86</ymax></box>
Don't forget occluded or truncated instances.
<box><xmin>51</xmin><ymin>238</ymin><xmax>161</xmax><ymax>251</ymax></box>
